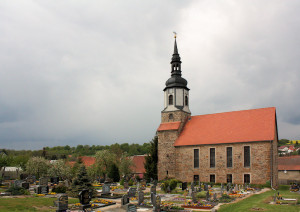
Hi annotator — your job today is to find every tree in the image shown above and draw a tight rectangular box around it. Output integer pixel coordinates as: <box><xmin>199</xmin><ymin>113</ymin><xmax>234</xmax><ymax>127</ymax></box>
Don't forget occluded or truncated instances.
<box><xmin>95</xmin><ymin>150</ymin><xmax>116</xmax><ymax>179</ymax></box>
<box><xmin>25</xmin><ymin>157</ymin><xmax>50</xmax><ymax>178</ymax></box>
<box><xmin>119</xmin><ymin>154</ymin><xmax>133</xmax><ymax>178</ymax></box>
<box><xmin>68</xmin><ymin>165</ymin><xmax>94</xmax><ymax>197</ymax></box>
<box><xmin>108</xmin><ymin>163</ymin><xmax>120</xmax><ymax>182</ymax></box>
<box><xmin>47</xmin><ymin>159</ymin><xmax>72</xmax><ymax>180</ymax></box>
<box><xmin>144</xmin><ymin>136</ymin><xmax>158</xmax><ymax>181</ymax></box>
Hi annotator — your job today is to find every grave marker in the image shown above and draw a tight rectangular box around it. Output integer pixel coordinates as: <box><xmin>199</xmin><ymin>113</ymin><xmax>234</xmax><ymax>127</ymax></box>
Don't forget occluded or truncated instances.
<box><xmin>78</xmin><ymin>189</ymin><xmax>91</xmax><ymax>210</ymax></box>
<box><xmin>206</xmin><ymin>191</ymin><xmax>210</xmax><ymax>201</ymax></box>
<box><xmin>121</xmin><ymin>194</ymin><xmax>130</xmax><ymax>206</ymax></box>
<box><xmin>150</xmin><ymin>185</ymin><xmax>156</xmax><ymax>194</ymax></box>
<box><xmin>204</xmin><ymin>183</ymin><xmax>208</xmax><ymax>191</ymax></box>
<box><xmin>182</xmin><ymin>182</ymin><xmax>187</xmax><ymax>191</ymax></box>
<box><xmin>14</xmin><ymin>180</ymin><xmax>23</xmax><ymax>188</ymax></box>
<box><xmin>102</xmin><ymin>183</ymin><xmax>111</xmax><ymax>195</ymax></box>
<box><xmin>138</xmin><ymin>191</ymin><xmax>144</xmax><ymax>205</ymax></box>
<box><xmin>21</xmin><ymin>182</ymin><xmax>29</xmax><ymax>189</ymax></box>
<box><xmin>54</xmin><ymin>193</ymin><xmax>68</xmax><ymax>212</ymax></box>
<box><xmin>128</xmin><ymin>187</ymin><xmax>136</xmax><ymax>197</ymax></box>
<box><xmin>39</xmin><ymin>177</ymin><xmax>48</xmax><ymax>186</ymax></box>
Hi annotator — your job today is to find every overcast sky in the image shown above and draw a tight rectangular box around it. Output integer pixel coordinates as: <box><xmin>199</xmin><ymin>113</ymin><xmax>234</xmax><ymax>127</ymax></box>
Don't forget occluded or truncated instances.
<box><xmin>0</xmin><ymin>0</ymin><xmax>300</xmax><ymax>150</ymax></box>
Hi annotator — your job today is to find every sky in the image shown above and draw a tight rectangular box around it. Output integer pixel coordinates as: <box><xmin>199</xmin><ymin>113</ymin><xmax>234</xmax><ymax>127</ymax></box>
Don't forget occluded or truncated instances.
<box><xmin>0</xmin><ymin>0</ymin><xmax>300</xmax><ymax>150</ymax></box>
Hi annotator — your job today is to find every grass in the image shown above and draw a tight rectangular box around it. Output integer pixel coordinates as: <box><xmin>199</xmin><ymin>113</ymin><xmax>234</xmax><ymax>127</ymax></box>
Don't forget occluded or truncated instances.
<box><xmin>0</xmin><ymin>196</ymin><xmax>79</xmax><ymax>212</ymax></box>
<box><xmin>218</xmin><ymin>185</ymin><xmax>300</xmax><ymax>212</ymax></box>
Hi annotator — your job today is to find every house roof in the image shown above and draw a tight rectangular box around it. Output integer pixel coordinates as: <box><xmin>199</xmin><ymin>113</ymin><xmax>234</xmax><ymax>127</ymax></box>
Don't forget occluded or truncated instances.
<box><xmin>278</xmin><ymin>156</ymin><xmax>300</xmax><ymax>170</ymax></box>
<box><xmin>157</xmin><ymin>121</ymin><xmax>181</xmax><ymax>131</ymax></box>
<box><xmin>67</xmin><ymin>156</ymin><xmax>96</xmax><ymax>167</ymax></box>
<box><xmin>131</xmin><ymin>155</ymin><xmax>146</xmax><ymax>174</ymax></box>
<box><xmin>278</xmin><ymin>146</ymin><xmax>289</xmax><ymax>150</ymax></box>
<box><xmin>174</xmin><ymin>107</ymin><xmax>276</xmax><ymax>146</ymax></box>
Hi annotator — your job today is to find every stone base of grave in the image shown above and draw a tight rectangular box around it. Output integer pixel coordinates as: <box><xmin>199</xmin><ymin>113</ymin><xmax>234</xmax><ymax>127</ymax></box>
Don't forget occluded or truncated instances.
<box><xmin>79</xmin><ymin>204</ymin><xmax>91</xmax><ymax>210</ymax></box>
<box><xmin>99</xmin><ymin>194</ymin><xmax>123</xmax><ymax>199</ymax></box>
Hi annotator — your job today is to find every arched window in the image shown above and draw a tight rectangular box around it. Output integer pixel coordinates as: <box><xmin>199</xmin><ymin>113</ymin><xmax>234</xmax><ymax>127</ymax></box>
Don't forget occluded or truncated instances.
<box><xmin>185</xmin><ymin>96</ymin><xmax>188</xmax><ymax>106</ymax></box>
<box><xmin>169</xmin><ymin>95</ymin><xmax>173</xmax><ymax>105</ymax></box>
<box><xmin>169</xmin><ymin>114</ymin><xmax>174</xmax><ymax>121</ymax></box>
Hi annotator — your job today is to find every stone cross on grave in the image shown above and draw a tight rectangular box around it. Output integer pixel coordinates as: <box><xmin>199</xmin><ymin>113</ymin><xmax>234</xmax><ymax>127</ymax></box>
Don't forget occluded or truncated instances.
<box><xmin>153</xmin><ymin>195</ymin><xmax>161</xmax><ymax>212</ymax></box>
<box><xmin>204</xmin><ymin>183</ymin><xmax>208</xmax><ymax>191</ymax></box>
<box><xmin>206</xmin><ymin>191</ymin><xmax>210</xmax><ymax>201</ymax></box>
<box><xmin>191</xmin><ymin>181</ymin><xmax>195</xmax><ymax>191</ymax></box>
<box><xmin>213</xmin><ymin>193</ymin><xmax>217</xmax><ymax>202</ymax></box>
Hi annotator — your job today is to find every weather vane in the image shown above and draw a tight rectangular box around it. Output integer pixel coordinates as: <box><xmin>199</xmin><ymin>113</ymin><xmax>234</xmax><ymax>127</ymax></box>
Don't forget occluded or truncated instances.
<box><xmin>173</xmin><ymin>31</ymin><xmax>177</xmax><ymax>38</ymax></box>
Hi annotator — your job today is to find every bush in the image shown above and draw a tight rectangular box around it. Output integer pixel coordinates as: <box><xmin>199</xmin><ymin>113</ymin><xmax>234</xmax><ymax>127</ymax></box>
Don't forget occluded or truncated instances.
<box><xmin>120</xmin><ymin>178</ymin><xmax>124</xmax><ymax>186</ymax></box>
<box><xmin>128</xmin><ymin>179</ymin><xmax>134</xmax><ymax>186</ymax></box>
<box><xmin>161</xmin><ymin>179</ymin><xmax>179</xmax><ymax>193</ymax></box>
<box><xmin>52</xmin><ymin>185</ymin><xmax>67</xmax><ymax>193</ymax></box>
<box><xmin>219</xmin><ymin>194</ymin><xmax>232</xmax><ymax>203</ymax></box>
<box><xmin>196</xmin><ymin>191</ymin><xmax>206</xmax><ymax>198</ymax></box>
<box><xmin>6</xmin><ymin>185</ymin><xmax>29</xmax><ymax>195</ymax></box>
<box><xmin>264</xmin><ymin>180</ymin><xmax>271</xmax><ymax>188</ymax></box>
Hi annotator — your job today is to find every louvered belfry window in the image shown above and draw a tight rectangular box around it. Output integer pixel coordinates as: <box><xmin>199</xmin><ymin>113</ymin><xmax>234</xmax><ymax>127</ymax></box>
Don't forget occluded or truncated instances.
<box><xmin>210</xmin><ymin>148</ymin><xmax>215</xmax><ymax>168</ymax></box>
<box><xmin>227</xmin><ymin>147</ymin><xmax>232</xmax><ymax>167</ymax></box>
<box><xmin>244</xmin><ymin>146</ymin><xmax>250</xmax><ymax>167</ymax></box>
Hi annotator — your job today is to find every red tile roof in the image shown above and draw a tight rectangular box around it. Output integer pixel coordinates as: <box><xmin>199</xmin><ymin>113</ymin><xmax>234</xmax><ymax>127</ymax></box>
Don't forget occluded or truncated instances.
<box><xmin>174</xmin><ymin>107</ymin><xmax>276</xmax><ymax>146</ymax></box>
<box><xmin>157</xmin><ymin>121</ymin><xmax>181</xmax><ymax>131</ymax></box>
<box><xmin>278</xmin><ymin>156</ymin><xmax>300</xmax><ymax>170</ymax></box>
<box><xmin>80</xmin><ymin>156</ymin><xmax>96</xmax><ymax>167</ymax></box>
<box><xmin>131</xmin><ymin>155</ymin><xmax>146</xmax><ymax>174</ymax></box>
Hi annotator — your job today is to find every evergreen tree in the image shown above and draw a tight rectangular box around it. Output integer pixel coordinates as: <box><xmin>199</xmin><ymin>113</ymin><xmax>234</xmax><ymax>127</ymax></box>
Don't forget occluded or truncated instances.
<box><xmin>144</xmin><ymin>136</ymin><xmax>158</xmax><ymax>181</ymax></box>
<box><xmin>68</xmin><ymin>165</ymin><xmax>94</xmax><ymax>197</ymax></box>
<box><xmin>107</xmin><ymin>163</ymin><xmax>120</xmax><ymax>182</ymax></box>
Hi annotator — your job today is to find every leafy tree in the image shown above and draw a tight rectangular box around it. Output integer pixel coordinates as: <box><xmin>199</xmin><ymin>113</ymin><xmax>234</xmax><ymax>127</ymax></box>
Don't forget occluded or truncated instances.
<box><xmin>119</xmin><ymin>154</ymin><xmax>133</xmax><ymax>177</ymax></box>
<box><xmin>107</xmin><ymin>163</ymin><xmax>120</xmax><ymax>182</ymax></box>
<box><xmin>87</xmin><ymin>163</ymin><xmax>104</xmax><ymax>181</ymax></box>
<box><xmin>47</xmin><ymin>159</ymin><xmax>72</xmax><ymax>180</ymax></box>
<box><xmin>25</xmin><ymin>157</ymin><xmax>50</xmax><ymax>178</ymax></box>
<box><xmin>68</xmin><ymin>165</ymin><xmax>94</xmax><ymax>197</ymax></box>
<box><xmin>95</xmin><ymin>150</ymin><xmax>116</xmax><ymax>179</ymax></box>
<box><xmin>144</xmin><ymin>136</ymin><xmax>158</xmax><ymax>181</ymax></box>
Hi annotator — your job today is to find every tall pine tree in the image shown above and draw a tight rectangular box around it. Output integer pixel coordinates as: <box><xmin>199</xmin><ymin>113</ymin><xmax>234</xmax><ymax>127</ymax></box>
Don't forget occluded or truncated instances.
<box><xmin>144</xmin><ymin>136</ymin><xmax>158</xmax><ymax>181</ymax></box>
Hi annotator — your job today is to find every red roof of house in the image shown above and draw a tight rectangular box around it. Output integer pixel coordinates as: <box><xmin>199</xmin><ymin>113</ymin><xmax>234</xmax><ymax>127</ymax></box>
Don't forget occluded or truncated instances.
<box><xmin>131</xmin><ymin>155</ymin><xmax>146</xmax><ymax>174</ymax></box>
<box><xmin>67</xmin><ymin>156</ymin><xmax>96</xmax><ymax>167</ymax></box>
<box><xmin>278</xmin><ymin>156</ymin><xmax>300</xmax><ymax>170</ymax></box>
<box><xmin>288</xmin><ymin>145</ymin><xmax>295</xmax><ymax>151</ymax></box>
<box><xmin>278</xmin><ymin>146</ymin><xmax>289</xmax><ymax>150</ymax></box>
<box><xmin>174</xmin><ymin>107</ymin><xmax>276</xmax><ymax>146</ymax></box>
<box><xmin>157</xmin><ymin>121</ymin><xmax>181</xmax><ymax>131</ymax></box>
<box><xmin>80</xmin><ymin>156</ymin><xmax>96</xmax><ymax>167</ymax></box>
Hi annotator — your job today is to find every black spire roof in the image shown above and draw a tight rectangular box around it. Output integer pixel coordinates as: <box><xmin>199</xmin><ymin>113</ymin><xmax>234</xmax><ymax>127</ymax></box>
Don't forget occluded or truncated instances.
<box><xmin>164</xmin><ymin>37</ymin><xmax>189</xmax><ymax>91</ymax></box>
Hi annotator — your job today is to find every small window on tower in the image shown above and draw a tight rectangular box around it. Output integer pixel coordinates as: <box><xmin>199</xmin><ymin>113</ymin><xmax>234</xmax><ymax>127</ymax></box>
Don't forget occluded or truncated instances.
<box><xmin>185</xmin><ymin>96</ymin><xmax>188</xmax><ymax>106</ymax></box>
<box><xmin>169</xmin><ymin>114</ymin><xmax>174</xmax><ymax>121</ymax></box>
<box><xmin>169</xmin><ymin>95</ymin><xmax>173</xmax><ymax>105</ymax></box>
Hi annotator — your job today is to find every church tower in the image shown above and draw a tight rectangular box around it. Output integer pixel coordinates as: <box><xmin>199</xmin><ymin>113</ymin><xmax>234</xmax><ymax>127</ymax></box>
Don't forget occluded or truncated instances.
<box><xmin>157</xmin><ymin>35</ymin><xmax>191</xmax><ymax>180</ymax></box>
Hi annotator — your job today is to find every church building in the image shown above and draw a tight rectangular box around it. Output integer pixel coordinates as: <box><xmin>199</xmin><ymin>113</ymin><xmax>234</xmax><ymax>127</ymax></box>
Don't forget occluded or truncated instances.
<box><xmin>157</xmin><ymin>37</ymin><xmax>278</xmax><ymax>188</ymax></box>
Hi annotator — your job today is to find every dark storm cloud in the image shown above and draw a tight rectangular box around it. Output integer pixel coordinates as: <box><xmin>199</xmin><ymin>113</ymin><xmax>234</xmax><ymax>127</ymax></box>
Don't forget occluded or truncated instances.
<box><xmin>0</xmin><ymin>0</ymin><xmax>299</xmax><ymax>149</ymax></box>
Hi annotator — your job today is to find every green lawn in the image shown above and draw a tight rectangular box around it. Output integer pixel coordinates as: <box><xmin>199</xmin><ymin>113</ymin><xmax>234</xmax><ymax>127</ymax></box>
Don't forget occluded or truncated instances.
<box><xmin>219</xmin><ymin>185</ymin><xmax>300</xmax><ymax>212</ymax></box>
<box><xmin>0</xmin><ymin>196</ymin><xmax>79</xmax><ymax>212</ymax></box>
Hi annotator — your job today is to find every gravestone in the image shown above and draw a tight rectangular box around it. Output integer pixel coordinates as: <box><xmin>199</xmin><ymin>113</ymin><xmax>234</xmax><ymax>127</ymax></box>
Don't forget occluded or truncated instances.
<box><xmin>128</xmin><ymin>187</ymin><xmax>137</xmax><ymax>197</ymax></box>
<box><xmin>121</xmin><ymin>194</ymin><xmax>130</xmax><ymax>206</ymax></box>
<box><xmin>138</xmin><ymin>191</ymin><xmax>144</xmax><ymax>205</ymax></box>
<box><xmin>54</xmin><ymin>193</ymin><xmax>68</xmax><ymax>212</ymax></box>
<box><xmin>150</xmin><ymin>185</ymin><xmax>156</xmax><ymax>194</ymax></box>
<box><xmin>26</xmin><ymin>175</ymin><xmax>36</xmax><ymax>184</ymax></box>
<box><xmin>37</xmin><ymin>185</ymin><xmax>49</xmax><ymax>194</ymax></box>
<box><xmin>124</xmin><ymin>182</ymin><xmax>129</xmax><ymax>189</ymax></box>
<box><xmin>192</xmin><ymin>191</ymin><xmax>197</xmax><ymax>203</ymax></box>
<box><xmin>78</xmin><ymin>189</ymin><xmax>91</xmax><ymax>210</ymax></box>
<box><xmin>14</xmin><ymin>180</ymin><xmax>23</xmax><ymax>188</ymax></box>
<box><xmin>151</xmin><ymin>193</ymin><xmax>156</xmax><ymax>205</ymax></box>
<box><xmin>51</xmin><ymin>177</ymin><xmax>59</xmax><ymax>185</ymax></box>
<box><xmin>64</xmin><ymin>180</ymin><xmax>69</xmax><ymax>187</ymax></box>
<box><xmin>234</xmin><ymin>184</ymin><xmax>238</xmax><ymax>191</ymax></box>
<box><xmin>226</xmin><ymin>184</ymin><xmax>230</xmax><ymax>192</ymax></box>
<box><xmin>206</xmin><ymin>191</ymin><xmax>210</xmax><ymax>201</ymax></box>
<box><xmin>221</xmin><ymin>183</ymin><xmax>224</xmax><ymax>190</ymax></box>
<box><xmin>126</xmin><ymin>203</ymin><xmax>137</xmax><ymax>212</ymax></box>
<box><xmin>22</xmin><ymin>182</ymin><xmax>29</xmax><ymax>189</ymax></box>
<box><xmin>273</xmin><ymin>194</ymin><xmax>277</xmax><ymax>203</ymax></box>
<box><xmin>39</xmin><ymin>177</ymin><xmax>48</xmax><ymax>186</ymax></box>
<box><xmin>191</xmin><ymin>181</ymin><xmax>195</xmax><ymax>191</ymax></box>
<box><xmin>137</xmin><ymin>182</ymin><xmax>140</xmax><ymax>191</ymax></box>
<box><xmin>102</xmin><ymin>183</ymin><xmax>111</xmax><ymax>195</ymax></box>
<box><xmin>153</xmin><ymin>195</ymin><xmax>161</xmax><ymax>212</ymax></box>
<box><xmin>204</xmin><ymin>183</ymin><xmax>208</xmax><ymax>191</ymax></box>
<box><xmin>213</xmin><ymin>193</ymin><xmax>217</xmax><ymax>202</ymax></box>
<box><xmin>188</xmin><ymin>188</ymin><xmax>192</xmax><ymax>196</ymax></box>
<box><xmin>238</xmin><ymin>184</ymin><xmax>241</xmax><ymax>191</ymax></box>
<box><xmin>182</xmin><ymin>182</ymin><xmax>187</xmax><ymax>191</ymax></box>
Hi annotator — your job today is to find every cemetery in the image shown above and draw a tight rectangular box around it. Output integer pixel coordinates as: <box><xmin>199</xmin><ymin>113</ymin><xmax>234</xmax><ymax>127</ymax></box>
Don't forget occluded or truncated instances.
<box><xmin>0</xmin><ymin>176</ymin><xmax>299</xmax><ymax>211</ymax></box>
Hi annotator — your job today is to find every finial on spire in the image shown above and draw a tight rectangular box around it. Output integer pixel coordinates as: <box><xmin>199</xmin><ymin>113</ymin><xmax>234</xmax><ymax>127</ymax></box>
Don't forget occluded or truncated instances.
<box><xmin>173</xmin><ymin>31</ymin><xmax>177</xmax><ymax>38</ymax></box>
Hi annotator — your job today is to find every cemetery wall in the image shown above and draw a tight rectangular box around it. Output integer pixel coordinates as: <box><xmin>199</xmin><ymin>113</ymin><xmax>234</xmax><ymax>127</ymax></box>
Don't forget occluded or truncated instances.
<box><xmin>175</xmin><ymin>141</ymin><xmax>277</xmax><ymax>186</ymax></box>
<box><xmin>278</xmin><ymin>171</ymin><xmax>300</xmax><ymax>184</ymax></box>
